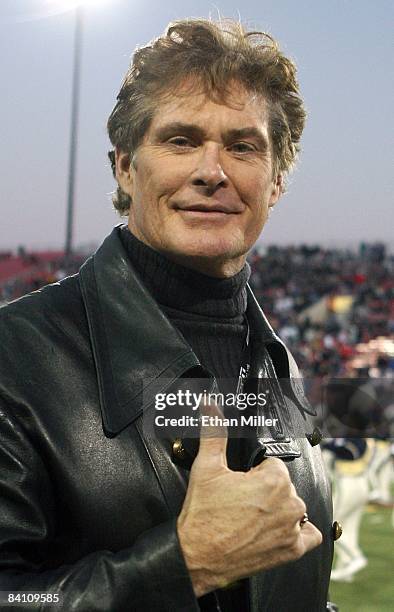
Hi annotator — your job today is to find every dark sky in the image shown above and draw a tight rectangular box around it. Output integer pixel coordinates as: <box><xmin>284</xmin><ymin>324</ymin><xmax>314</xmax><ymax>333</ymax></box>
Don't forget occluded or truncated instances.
<box><xmin>1</xmin><ymin>0</ymin><xmax>392</xmax><ymax>250</ymax></box>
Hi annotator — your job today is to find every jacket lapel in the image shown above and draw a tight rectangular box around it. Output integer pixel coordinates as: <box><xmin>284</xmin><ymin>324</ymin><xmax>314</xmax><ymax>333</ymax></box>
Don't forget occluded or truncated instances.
<box><xmin>79</xmin><ymin>226</ymin><xmax>201</xmax><ymax>435</ymax></box>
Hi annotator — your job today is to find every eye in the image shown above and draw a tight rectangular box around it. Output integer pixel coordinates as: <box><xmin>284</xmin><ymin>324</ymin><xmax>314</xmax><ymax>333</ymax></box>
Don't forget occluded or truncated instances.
<box><xmin>228</xmin><ymin>142</ymin><xmax>256</xmax><ymax>153</ymax></box>
<box><xmin>167</xmin><ymin>136</ymin><xmax>195</xmax><ymax>148</ymax></box>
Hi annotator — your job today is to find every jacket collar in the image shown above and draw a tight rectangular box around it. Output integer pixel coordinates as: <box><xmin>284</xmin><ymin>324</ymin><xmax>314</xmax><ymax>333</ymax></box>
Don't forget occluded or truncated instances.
<box><xmin>79</xmin><ymin>226</ymin><xmax>202</xmax><ymax>435</ymax></box>
<box><xmin>79</xmin><ymin>226</ymin><xmax>305</xmax><ymax>435</ymax></box>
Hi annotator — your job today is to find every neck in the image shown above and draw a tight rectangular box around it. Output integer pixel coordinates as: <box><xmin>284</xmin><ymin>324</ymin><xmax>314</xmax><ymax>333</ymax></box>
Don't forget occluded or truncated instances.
<box><xmin>118</xmin><ymin>225</ymin><xmax>250</xmax><ymax>318</ymax></box>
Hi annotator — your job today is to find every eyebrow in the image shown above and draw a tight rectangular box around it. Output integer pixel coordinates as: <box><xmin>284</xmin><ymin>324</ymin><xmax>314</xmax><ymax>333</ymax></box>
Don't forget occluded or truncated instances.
<box><xmin>154</xmin><ymin>122</ymin><xmax>269</xmax><ymax>150</ymax></box>
<box><xmin>225</xmin><ymin>128</ymin><xmax>269</xmax><ymax>151</ymax></box>
<box><xmin>154</xmin><ymin>123</ymin><xmax>204</xmax><ymax>142</ymax></box>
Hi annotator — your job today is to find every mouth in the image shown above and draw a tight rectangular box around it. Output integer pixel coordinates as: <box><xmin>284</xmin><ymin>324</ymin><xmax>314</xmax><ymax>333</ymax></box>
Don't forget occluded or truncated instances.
<box><xmin>174</xmin><ymin>203</ymin><xmax>243</xmax><ymax>215</ymax></box>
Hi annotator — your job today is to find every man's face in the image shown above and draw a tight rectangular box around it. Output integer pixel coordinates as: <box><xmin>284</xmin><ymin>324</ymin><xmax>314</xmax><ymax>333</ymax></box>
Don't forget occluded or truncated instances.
<box><xmin>116</xmin><ymin>82</ymin><xmax>282</xmax><ymax>277</ymax></box>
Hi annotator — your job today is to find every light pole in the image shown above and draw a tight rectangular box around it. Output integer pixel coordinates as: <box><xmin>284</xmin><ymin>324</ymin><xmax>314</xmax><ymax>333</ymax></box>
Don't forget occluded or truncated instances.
<box><xmin>65</xmin><ymin>4</ymin><xmax>83</xmax><ymax>258</ymax></box>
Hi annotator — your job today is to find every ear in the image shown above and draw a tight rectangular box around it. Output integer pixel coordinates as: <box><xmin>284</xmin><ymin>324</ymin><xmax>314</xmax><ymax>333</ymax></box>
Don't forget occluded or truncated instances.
<box><xmin>269</xmin><ymin>173</ymin><xmax>283</xmax><ymax>208</ymax></box>
<box><xmin>115</xmin><ymin>146</ymin><xmax>134</xmax><ymax>196</ymax></box>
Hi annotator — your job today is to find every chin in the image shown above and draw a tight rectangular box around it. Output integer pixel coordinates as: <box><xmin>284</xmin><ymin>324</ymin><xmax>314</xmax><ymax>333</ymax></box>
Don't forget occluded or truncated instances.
<box><xmin>168</xmin><ymin>234</ymin><xmax>246</xmax><ymax>262</ymax></box>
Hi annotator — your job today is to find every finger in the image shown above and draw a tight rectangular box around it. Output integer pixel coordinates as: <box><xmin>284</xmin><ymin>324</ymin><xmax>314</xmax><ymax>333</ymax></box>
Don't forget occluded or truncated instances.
<box><xmin>299</xmin><ymin>521</ymin><xmax>323</xmax><ymax>553</ymax></box>
<box><xmin>195</xmin><ymin>399</ymin><xmax>228</xmax><ymax>469</ymax></box>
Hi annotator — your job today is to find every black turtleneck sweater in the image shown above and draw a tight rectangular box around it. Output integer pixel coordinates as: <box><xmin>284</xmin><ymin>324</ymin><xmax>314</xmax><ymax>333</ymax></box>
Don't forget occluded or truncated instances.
<box><xmin>119</xmin><ymin>225</ymin><xmax>249</xmax><ymax>385</ymax></box>
<box><xmin>120</xmin><ymin>226</ymin><xmax>250</xmax><ymax>611</ymax></box>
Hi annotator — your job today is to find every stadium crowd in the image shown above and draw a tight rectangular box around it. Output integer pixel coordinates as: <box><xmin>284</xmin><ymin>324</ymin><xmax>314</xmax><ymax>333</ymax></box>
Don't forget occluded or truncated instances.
<box><xmin>249</xmin><ymin>242</ymin><xmax>393</xmax><ymax>378</ymax></box>
<box><xmin>0</xmin><ymin>248</ymin><xmax>86</xmax><ymax>304</ymax></box>
<box><xmin>1</xmin><ymin>240</ymin><xmax>393</xmax><ymax>383</ymax></box>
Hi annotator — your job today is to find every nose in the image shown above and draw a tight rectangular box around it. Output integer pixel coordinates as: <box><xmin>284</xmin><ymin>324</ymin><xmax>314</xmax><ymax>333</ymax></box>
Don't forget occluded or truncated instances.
<box><xmin>190</xmin><ymin>144</ymin><xmax>228</xmax><ymax>192</ymax></box>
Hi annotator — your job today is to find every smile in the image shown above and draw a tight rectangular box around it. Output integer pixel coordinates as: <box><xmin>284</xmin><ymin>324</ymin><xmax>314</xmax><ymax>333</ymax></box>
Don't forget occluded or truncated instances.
<box><xmin>174</xmin><ymin>202</ymin><xmax>243</xmax><ymax>216</ymax></box>
<box><xmin>176</xmin><ymin>209</ymin><xmax>237</xmax><ymax>222</ymax></box>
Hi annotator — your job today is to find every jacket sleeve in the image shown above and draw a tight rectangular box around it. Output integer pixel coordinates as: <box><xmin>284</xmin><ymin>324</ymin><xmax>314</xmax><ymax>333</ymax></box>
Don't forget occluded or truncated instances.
<box><xmin>0</xmin><ymin>403</ymin><xmax>199</xmax><ymax>612</ymax></box>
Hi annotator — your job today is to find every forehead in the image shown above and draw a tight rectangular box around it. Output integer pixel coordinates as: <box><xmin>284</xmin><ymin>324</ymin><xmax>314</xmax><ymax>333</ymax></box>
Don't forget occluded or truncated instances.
<box><xmin>147</xmin><ymin>81</ymin><xmax>270</xmax><ymax>136</ymax></box>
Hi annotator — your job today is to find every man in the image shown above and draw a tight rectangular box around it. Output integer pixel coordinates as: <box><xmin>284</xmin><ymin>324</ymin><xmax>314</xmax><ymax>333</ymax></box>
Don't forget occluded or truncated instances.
<box><xmin>0</xmin><ymin>19</ymin><xmax>336</xmax><ymax>611</ymax></box>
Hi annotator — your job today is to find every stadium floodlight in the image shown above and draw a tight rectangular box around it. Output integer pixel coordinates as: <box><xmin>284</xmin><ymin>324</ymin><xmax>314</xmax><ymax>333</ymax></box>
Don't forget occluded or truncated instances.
<box><xmin>43</xmin><ymin>0</ymin><xmax>114</xmax><ymax>256</ymax></box>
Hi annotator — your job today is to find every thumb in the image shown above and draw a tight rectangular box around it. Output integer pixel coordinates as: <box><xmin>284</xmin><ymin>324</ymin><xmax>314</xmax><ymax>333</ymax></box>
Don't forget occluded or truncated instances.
<box><xmin>195</xmin><ymin>399</ymin><xmax>228</xmax><ymax>470</ymax></box>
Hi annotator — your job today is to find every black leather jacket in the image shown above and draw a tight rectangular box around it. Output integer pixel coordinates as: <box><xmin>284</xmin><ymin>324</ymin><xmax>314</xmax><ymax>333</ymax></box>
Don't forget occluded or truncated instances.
<box><xmin>0</xmin><ymin>227</ymin><xmax>333</xmax><ymax>611</ymax></box>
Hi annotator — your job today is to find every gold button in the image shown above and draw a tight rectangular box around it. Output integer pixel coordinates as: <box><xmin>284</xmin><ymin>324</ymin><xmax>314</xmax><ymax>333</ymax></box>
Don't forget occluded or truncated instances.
<box><xmin>333</xmin><ymin>521</ymin><xmax>343</xmax><ymax>541</ymax></box>
<box><xmin>307</xmin><ymin>427</ymin><xmax>322</xmax><ymax>447</ymax></box>
<box><xmin>172</xmin><ymin>439</ymin><xmax>186</xmax><ymax>460</ymax></box>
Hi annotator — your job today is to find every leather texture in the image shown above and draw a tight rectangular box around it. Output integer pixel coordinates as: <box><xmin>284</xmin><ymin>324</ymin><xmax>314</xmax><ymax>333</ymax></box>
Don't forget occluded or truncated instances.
<box><xmin>0</xmin><ymin>226</ymin><xmax>333</xmax><ymax>611</ymax></box>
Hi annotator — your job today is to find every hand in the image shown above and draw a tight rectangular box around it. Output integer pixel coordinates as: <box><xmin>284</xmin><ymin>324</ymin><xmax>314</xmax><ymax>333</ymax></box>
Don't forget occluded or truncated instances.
<box><xmin>177</xmin><ymin>403</ymin><xmax>322</xmax><ymax>597</ymax></box>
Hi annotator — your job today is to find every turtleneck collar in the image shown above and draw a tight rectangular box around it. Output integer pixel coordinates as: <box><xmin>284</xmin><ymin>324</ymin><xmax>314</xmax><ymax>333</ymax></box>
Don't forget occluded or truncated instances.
<box><xmin>119</xmin><ymin>225</ymin><xmax>250</xmax><ymax>320</ymax></box>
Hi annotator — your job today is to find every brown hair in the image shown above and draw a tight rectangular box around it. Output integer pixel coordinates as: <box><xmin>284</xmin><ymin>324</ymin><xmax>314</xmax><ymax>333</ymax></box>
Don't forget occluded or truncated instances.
<box><xmin>107</xmin><ymin>18</ymin><xmax>306</xmax><ymax>215</ymax></box>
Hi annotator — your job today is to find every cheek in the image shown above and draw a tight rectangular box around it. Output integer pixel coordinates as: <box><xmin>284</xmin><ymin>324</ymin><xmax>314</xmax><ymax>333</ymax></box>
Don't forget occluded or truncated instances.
<box><xmin>231</xmin><ymin>164</ymin><xmax>270</xmax><ymax>202</ymax></box>
<box><xmin>242</xmin><ymin>180</ymin><xmax>272</xmax><ymax>236</ymax></box>
<box><xmin>135</xmin><ymin>165</ymin><xmax>186</xmax><ymax>205</ymax></box>
<box><xmin>250</xmin><ymin>175</ymin><xmax>275</xmax><ymax>212</ymax></box>
<box><xmin>242</xmin><ymin>183</ymin><xmax>269</xmax><ymax>216</ymax></box>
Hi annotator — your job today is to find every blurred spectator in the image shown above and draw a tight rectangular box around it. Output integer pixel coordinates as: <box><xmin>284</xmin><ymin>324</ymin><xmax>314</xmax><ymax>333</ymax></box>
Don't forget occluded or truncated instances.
<box><xmin>248</xmin><ymin>242</ymin><xmax>393</xmax><ymax>379</ymax></box>
<box><xmin>0</xmin><ymin>251</ymin><xmax>86</xmax><ymax>305</ymax></box>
